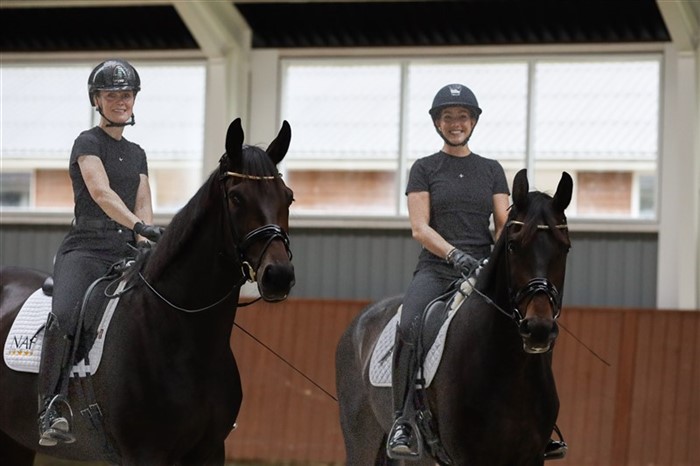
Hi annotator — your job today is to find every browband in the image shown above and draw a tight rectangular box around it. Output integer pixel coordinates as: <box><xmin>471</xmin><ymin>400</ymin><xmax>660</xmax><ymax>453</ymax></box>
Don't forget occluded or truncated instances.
<box><xmin>223</xmin><ymin>171</ymin><xmax>280</xmax><ymax>181</ymax></box>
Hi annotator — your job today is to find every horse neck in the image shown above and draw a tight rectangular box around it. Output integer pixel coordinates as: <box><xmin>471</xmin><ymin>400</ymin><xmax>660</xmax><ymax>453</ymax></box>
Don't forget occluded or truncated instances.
<box><xmin>464</xmin><ymin>242</ymin><xmax>530</xmax><ymax>361</ymax></box>
<box><xmin>142</xmin><ymin>177</ymin><xmax>244</xmax><ymax>316</ymax></box>
<box><xmin>477</xmin><ymin>236</ymin><xmax>512</xmax><ymax>317</ymax></box>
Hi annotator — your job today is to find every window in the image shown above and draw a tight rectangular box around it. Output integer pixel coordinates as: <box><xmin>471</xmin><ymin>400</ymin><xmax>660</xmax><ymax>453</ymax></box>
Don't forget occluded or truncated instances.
<box><xmin>281</xmin><ymin>63</ymin><xmax>401</xmax><ymax>214</ymax></box>
<box><xmin>532</xmin><ymin>60</ymin><xmax>660</xmax><ymax>218</ymax></box>
<box><xmin>0</xmin><ymin>61</ymin><xmax>206</xmax><ymax>213</ymax></box>
<box><xmin>0</xmin><ymin>173</ymin><xmax>31</xmax><ymax>207</ymax></box>
<box><xmin>280</xmin><ymin>55</ymin><xmax>661</xmax><ymax>220</ymax></box>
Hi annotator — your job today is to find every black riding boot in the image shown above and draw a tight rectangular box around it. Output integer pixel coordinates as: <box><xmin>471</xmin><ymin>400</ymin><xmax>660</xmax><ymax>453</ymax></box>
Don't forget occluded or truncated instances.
<box><xmin>37</xmin><ymin>313</ymin><xmax>75</xmax><ymax>447</ymax></box>
<box><xmin>544</xmin><ymin>425</ymin><xmax>568</xmax><ymax>460</ymax></box>
<box><xmin>386</xmin><ymin>327</ymin><xmax>419</xmax><ymax>459</ymax></box>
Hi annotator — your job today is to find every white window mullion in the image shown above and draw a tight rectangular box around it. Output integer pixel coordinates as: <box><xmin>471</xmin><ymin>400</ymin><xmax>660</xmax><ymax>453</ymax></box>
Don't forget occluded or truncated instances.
<box><xmin>525</xmin><ymin>59</ymin><xmax>537</xmax><ymax>186</ymax></box>
<box><xmin>397</xmin><ymin>61</ymin><xmax>410</xmax><ymax>216</ymax></box>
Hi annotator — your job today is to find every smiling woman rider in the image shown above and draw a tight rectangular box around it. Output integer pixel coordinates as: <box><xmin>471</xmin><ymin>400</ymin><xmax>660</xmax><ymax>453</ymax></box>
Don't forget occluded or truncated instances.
<box><xmin>36</xmin><ymin>59</ymin><xmax>163</xmax><ymax>447</ymax></box>
<box><xmin>386</xmin><ymin>83</ymin><xmax>568</xmax><ymax>461</ymax></box>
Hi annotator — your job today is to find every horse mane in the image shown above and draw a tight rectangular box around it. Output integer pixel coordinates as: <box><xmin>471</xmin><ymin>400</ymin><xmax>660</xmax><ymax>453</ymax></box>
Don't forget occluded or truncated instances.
<box><xmin>144</xmin><ymin>145</ymin><xmax>278</xmax><ymax>280</ymax></box>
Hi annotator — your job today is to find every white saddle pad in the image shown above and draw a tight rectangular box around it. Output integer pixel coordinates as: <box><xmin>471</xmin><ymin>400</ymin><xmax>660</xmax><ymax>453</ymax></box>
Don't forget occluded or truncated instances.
<box><xmin>369</xmin><ymin>277</ymin><xmax>476</xmax><ymax>388</ymax></box>
<box><xmin>3</xmin><ymin>281</ymin><xmax>125</xmax><ymax>377</ymax></box>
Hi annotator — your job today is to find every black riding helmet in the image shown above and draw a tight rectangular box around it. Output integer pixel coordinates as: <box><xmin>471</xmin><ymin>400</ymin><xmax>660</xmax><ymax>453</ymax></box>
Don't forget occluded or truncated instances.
<box><xmin>429</xmin><ymin>83</ymin><xmax>482</xmax><ymax>146</ymax></box>
<box><xmin>88</xmin><ymin>59</ymin><xmax>140</xmax><ymax>127</ymax></box>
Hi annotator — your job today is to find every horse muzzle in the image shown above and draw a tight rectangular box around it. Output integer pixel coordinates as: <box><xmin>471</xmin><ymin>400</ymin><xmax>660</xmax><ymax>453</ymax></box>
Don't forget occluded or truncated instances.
<box><xmin>518</xmin><ymin>316</ymin><xmax>559</xmax><ymax>354</ymax></box>
<box><xmin>512</xmin><ymin>278</ymin><xmax>562</xmax><ymax>353</ymax></box>
<box><xmin>257</xmin><ymin>262</ymin><xmax>295</xmax><ymax>302</ymax></box>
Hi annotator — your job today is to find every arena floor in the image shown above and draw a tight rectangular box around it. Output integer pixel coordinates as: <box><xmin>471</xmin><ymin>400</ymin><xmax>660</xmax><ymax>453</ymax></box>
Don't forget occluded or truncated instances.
<box><xmin>34</xmin><ymin>455</ymin><xmax>339</xmax><ymax>466</ymax></box>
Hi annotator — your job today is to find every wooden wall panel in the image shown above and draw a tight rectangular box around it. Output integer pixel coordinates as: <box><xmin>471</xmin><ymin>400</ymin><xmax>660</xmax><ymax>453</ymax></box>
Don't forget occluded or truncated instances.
<box><xmin>224</xmin><ymin>300</ymin><xmax>700</xmax><ymax>466</ymax></box>
<box><xmin>225</xmin><ymin>299</ymin><xmax>362</xmax><ymax>462</ymax></box>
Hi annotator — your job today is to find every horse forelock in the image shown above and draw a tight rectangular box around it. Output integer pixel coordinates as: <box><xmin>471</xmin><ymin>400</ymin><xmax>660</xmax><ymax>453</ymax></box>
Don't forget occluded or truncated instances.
<box><xmin>510</xmin><ymin>192</ymin><xmax>568</xmax><ymax>246</ymax></box>
<box><xmin>239</xmin><ymin>145</ymin><xmax>279</xmax><ymax>177</ymax></box>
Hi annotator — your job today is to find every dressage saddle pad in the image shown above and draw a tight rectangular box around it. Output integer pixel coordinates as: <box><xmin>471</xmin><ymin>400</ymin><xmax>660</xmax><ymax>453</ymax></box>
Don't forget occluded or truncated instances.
<box><xmin>3</xmin><ymin>282</ymin><xmax>125</xmax><ymax>377</ymax></box>
<box><xmin>369</xmin><ymin>277</ymin><xmax>476</xmax><ymax>388</ymax></box>
<box><xmin>368</xmin><ymin>307</ymin><xmax>458</xmax><ymax>388</ymax></box>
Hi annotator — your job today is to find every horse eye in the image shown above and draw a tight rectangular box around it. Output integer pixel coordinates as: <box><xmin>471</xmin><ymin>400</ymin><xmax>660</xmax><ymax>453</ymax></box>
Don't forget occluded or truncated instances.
<box><xmin>229</xmin><ymin>194</ymin><xmax>243</xmax><ymax>206</ymax></box>
<box><xmin>508</xmin><ymin>241</ymin><xmax>519</xmax><ymax>253</ymax></box>
<box><xmin>285</xmin><ymin>189</ymin><xmax>295</xmax><ymax>205</ymax></box>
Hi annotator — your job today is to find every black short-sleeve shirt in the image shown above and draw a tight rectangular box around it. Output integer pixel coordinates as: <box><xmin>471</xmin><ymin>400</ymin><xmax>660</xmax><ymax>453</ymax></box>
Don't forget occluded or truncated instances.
<box><xmin>69</xmin><ymin>126</ymin><xmax>148</xmax><ymax>219</ymax></box>
<box><xmin>406</xmin><ymin>151</ymin><xmax>509</xmax><ymax>262</ymax></box>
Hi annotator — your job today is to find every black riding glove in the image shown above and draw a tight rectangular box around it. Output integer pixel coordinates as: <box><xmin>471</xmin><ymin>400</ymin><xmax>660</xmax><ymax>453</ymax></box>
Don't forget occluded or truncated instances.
<box><xmin>133</xmin><ymin>222</ymin><xmax>164</xmax><ymax>242</ymax></box>
<box><xmin>446</xmin><ymin>248</ymin><xmax>479</xmax><ymax>274</ymax></box>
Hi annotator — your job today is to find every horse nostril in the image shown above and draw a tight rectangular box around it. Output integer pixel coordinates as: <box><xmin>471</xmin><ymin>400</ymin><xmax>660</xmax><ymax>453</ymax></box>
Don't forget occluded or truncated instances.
<box><xmin>262</xmin><ymin>263</ymin><xmax>295</xmax><ymax>289</ymax></box>
<box><xmin>519</xmin><ymin>319</ymin><xmax>531</xmax><ymax>337</ymax></box>
<box><xmin>520</xmin><ymin>317</ymin><xmax>556</xmax><ymax>343</ymax></box>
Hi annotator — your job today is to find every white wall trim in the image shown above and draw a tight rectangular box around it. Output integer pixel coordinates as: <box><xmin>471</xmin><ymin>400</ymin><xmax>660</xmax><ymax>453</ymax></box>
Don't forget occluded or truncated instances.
<box><xmin>657</xmin><ymin>45</ymin><xmax>699</xmax><ymax>309</ymax></box>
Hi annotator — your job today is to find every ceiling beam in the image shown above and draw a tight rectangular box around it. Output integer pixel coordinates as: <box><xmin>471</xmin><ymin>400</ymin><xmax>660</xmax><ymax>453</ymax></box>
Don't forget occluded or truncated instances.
<box><xmin>657</xmin><ymin>0</ymin><xmax>700</xmax><ymax>51</ymax></box>
<box><xmin>173</xmin><ymin>1</ymin><xmax>250</xmax><ymax>58</ymax></box>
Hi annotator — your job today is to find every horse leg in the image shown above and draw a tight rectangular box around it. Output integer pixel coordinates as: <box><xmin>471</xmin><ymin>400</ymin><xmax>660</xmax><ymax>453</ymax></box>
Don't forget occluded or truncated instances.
<box><xmin>0</xmin><ymin>429</ymin><xmax>35</xmax><ymax>466</ymax></box>
<box><xmin>336</xmin><ymin>344</ymin><xmax>387</xmax><ymax>465</ymax></box>
<box><xmin>340</xmin><ymin>400</ymin><xmax>387</xmax><ymax>466</ymax></box>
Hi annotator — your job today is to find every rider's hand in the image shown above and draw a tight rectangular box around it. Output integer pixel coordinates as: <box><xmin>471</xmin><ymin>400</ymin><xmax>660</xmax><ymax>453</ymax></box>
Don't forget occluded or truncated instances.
<box><xmin>133</xmin><ymin>221</ymin><xmax>164</xmax><ymax>242</ymax></box>
<box><xmin>446</xmin><ymin>248</ymin><xmax>479</xmax><ymax>274</ymax></box>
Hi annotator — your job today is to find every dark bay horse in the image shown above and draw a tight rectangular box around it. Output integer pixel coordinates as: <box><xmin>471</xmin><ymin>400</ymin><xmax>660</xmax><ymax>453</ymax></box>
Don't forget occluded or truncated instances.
<box><xmin>0</xmin><ymin>118</ymin><xmax>295</xmax><ymax>465</ymax></box>
<box><xmin>336</xmin><ymin>169</ymin><xmax>572</xmax><ymax>465</ymax></box>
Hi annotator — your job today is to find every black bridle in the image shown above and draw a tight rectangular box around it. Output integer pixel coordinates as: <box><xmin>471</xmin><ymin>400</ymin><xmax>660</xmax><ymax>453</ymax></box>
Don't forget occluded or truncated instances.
<box><xmin>134</xmin><ymin>169</ymin><xmax>293</xmax><ymax>314</ymax></box>
<box><xmin>220</xmin><ymin>170</ymin><xmax>293</xmax><ymax>283</ymax></box>
<box><xmin>495</xmin><ymin>219</ymin><xmax>568</xmax><ymax>326</ymax></box>
<box><xmin>237</xmin><ymin>224</ymin><xmax>292</xmax><ymax>282</ymax></box>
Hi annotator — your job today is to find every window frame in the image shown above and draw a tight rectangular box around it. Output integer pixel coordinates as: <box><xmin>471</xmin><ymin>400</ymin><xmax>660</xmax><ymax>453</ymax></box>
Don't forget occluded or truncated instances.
<box><xmin>0</xmin><ymin>53</ymin><xmax>207</xmax><ymax>222</ymax></box>
<box><xmin>277</xmin><ymin>51</ymin><xmax>663</xmax><ymax>227</ymax></box>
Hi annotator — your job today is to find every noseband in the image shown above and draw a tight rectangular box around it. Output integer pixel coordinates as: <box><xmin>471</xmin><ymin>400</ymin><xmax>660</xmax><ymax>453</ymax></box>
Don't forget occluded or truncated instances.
<box><xmin>504</xmin><ymin>220</ymin><xmax>567</xmax><ymax>325</ymax></box>
<box><xmin>221</xmin><ymin>170</ymin><xmax>292</xmax><ymax>282</ymax></box>
<box><xmin>238</xmin><ymin>224</ymin><xmax>292</xmax><ymax>281</ymax></box>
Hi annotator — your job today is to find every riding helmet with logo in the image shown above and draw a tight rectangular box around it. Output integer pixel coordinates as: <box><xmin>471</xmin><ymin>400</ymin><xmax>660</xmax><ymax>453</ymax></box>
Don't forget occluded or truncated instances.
<box><xmin>87</xmin><ymin>59</ymin><xmax>141</xmax><ymax>107</ymax></box>
<box><xmin>429</xmin><ymin>84</ymin><xmax>482</xmax><ymax>121</ymax></box>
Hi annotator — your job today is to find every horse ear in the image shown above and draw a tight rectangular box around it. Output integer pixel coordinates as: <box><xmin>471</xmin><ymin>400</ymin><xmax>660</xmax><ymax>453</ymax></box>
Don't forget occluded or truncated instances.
<box><xmin>512</xmin><ymin>169</ymin><xmax>529</xmax><ymax>211</ymax></box>
<box><xmin>224</xmin><ymin>118</ymin><xmax>244</xmax><ymax>168</ymax></box>
<box><xmin>266</xmin><ymin>120</ymin><xmax>291</xmax><ymax>165</ymax></box>
<box><xmin>553</xmin><ymin>171</ymin><xmax>573</xmax><ymax>212</ymax></box>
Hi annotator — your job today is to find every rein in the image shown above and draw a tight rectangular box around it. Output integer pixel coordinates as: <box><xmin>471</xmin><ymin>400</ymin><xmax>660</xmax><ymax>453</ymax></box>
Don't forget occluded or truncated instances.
<box><xmin>138</xmin><ymin>272</ymin><xmax>240</xmax><ymax>313</ymax></box>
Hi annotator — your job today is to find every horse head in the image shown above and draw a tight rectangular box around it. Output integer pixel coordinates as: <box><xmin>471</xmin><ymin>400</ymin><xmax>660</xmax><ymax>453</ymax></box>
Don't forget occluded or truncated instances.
<box><xmin>219</xmin><ymin>118</ymin><xmax>296</xmax><ymax>302</ymax></box>
<box><xmin>507</xmin><ymin>169</ymin><xmax>572</xmax><ymax>353</ymax></box>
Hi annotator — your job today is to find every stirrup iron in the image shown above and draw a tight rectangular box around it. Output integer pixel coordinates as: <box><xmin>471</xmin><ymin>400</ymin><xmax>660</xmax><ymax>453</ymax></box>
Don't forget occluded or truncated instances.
<box><xmin>386</xmin><ymin>416</ymin><xmax>424</xmax><ymax>460</ymax></box>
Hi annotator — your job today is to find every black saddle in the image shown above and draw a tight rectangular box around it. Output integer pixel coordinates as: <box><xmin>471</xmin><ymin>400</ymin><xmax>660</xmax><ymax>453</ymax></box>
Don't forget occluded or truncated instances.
<box><xmin>42</xmin><ymin>276</ymin><xmax>54</xmax><ymax>296</ymax></box>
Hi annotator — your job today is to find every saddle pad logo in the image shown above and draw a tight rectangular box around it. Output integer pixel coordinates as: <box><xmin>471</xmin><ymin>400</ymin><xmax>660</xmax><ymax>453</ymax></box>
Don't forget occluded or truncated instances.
<box><xmin>3</xmin><ymin>285</ymin><xmax>123</xmax><ymax>376</ymax></box>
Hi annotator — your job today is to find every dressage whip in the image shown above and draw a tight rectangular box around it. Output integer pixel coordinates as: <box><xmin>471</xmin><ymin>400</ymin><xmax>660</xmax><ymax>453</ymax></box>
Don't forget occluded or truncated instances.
<box><xmin>233</xmin><ymin>323</ymin><xmax>338</xmax><ymax>402</ymax></box>
<box><xmin>558</xmin><ymin>322</ymin><xmax>611</xmax><ymax>366</ymax></box>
